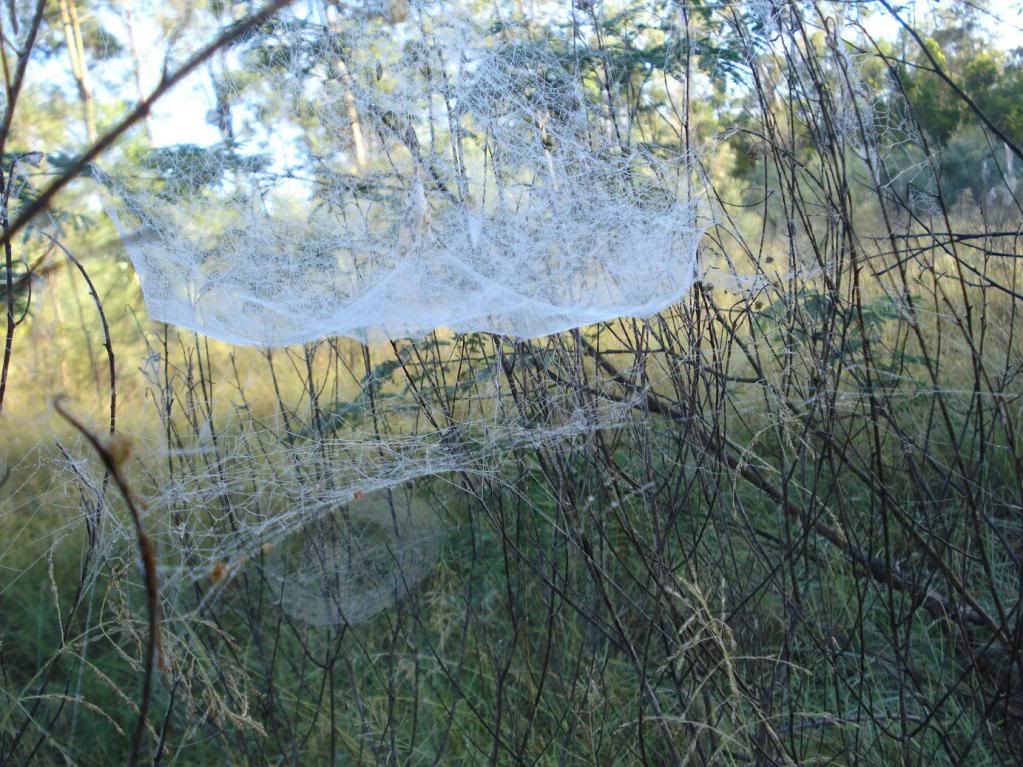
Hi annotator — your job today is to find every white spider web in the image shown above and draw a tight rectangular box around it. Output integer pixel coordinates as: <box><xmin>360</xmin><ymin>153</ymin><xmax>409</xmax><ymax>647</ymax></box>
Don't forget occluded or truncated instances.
<box><xmin>105</xmin><ymin>1</ymin><xmax>703</xmax><ymax>346</ymax></box>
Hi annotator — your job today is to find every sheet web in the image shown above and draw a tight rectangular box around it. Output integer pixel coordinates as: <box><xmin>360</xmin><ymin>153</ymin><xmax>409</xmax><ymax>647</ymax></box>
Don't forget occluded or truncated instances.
<box><xmin>93</xmin><ymin>0</ymin><xmax>706</xmax><ymax>629</ymax></box>
<box><xmin>125</xmin><ymin>346</ymin><xmax>652</xmax><ymax>628</ymax></box>
<box><xmin>105</xmin><ymin>0</ymin><xmax>703</xmax><ymax>345</ymax></box>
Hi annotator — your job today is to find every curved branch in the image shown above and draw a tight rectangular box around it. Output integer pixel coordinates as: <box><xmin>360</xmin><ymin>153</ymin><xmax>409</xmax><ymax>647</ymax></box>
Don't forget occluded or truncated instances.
<box><xmin>0</xmin><ymin>0</ymin><xmax>298</xmax><ymax>250</ymax></box>
<box><xmin>53</xmin><ymin>398</ymin><xmax>158</xmax><ymax>767</ymax></box>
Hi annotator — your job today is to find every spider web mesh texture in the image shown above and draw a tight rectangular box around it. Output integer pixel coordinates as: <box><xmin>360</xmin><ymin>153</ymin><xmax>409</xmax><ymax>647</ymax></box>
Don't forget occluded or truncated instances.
<box><xmin>268</xmin><ymin>491</ymin><xmax>440</xmax><ymax>626</ymax></box>
<box><xmin>133</xmin><ymin>379</ymin><xmax>645</xmax><ymax>626</ymax></box>
<box><xmin>106</xmin><ymin>0</ymin><xmax>703</xmax><ymax>346</ymax></box>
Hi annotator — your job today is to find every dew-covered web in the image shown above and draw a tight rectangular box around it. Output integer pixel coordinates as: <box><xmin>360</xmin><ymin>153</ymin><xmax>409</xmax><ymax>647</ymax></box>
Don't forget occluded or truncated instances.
<box><xmin>11</xmin><ymin>1</ymin><xmax>1023</xmax><ymax>759</ymax></box>
<box><xmin>105</xmin><ymin>0</ymin><xmax>703</xmax><ymax>346</ymax></box>
<box><xmin>268</xmin><ymin>490</ymin><xmax>441</xmax><ymax>627</ymax></box>
<box><xmin>85</xmin><ymin>0</ymin><xmax>710</xmax><ymax>629</ymax></box>
<box><xmin>91</xmin><ymin>0</ymin><xmax>905</xmax><ymax>633</ymax></box>
<box><xmin>140</xmin><ymin>375</ymin><xmax>648</xmax><ymax>626</ymax></box>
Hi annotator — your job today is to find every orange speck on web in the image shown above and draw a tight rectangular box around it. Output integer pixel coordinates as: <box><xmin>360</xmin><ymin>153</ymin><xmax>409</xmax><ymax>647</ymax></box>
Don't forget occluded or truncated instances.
<box><xmin>211</xmin><ymin>561</ymin><xmax>227</xmax><ymax>583</ymax></box>
<box><xmin>354</xmin><ymin>491</ymin><xmax>365</xmax><ymax>501</ymax></box>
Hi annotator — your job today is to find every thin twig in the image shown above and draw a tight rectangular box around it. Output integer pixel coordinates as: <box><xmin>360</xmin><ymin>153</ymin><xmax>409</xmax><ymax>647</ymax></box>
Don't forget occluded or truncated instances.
<box><xmin>0</xmin><ymin>0</ymin><xmax>299</xmax><ymax>250</ymax></box>
<box><xmin>53</xmin><ymin>398</ymin><xmax>158</xmax><ymax>767</ymax></box>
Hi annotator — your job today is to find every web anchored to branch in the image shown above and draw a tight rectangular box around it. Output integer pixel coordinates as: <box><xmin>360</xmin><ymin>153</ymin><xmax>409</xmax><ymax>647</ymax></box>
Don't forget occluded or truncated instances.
<box><xmin>106</xmin><ymin>2</ymin><xmax>704</xmax><ymax>346</ymax></box>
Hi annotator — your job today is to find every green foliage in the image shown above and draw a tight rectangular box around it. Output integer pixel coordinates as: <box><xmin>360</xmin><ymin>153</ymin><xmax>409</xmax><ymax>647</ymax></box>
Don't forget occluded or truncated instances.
<box><xmin>139</xmin><ymin>144</ymin><xmax>270</xmax><ymax>197</ymax></box>
<box><xmin>893</xmin><ymin>18</ymin><xmax>1023</xmax><ymax>206</ymax></box>
<box><xmin>901</xmin><ymin>38</ymin><xmax>964</xmax><ymax>145</ymax></box>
